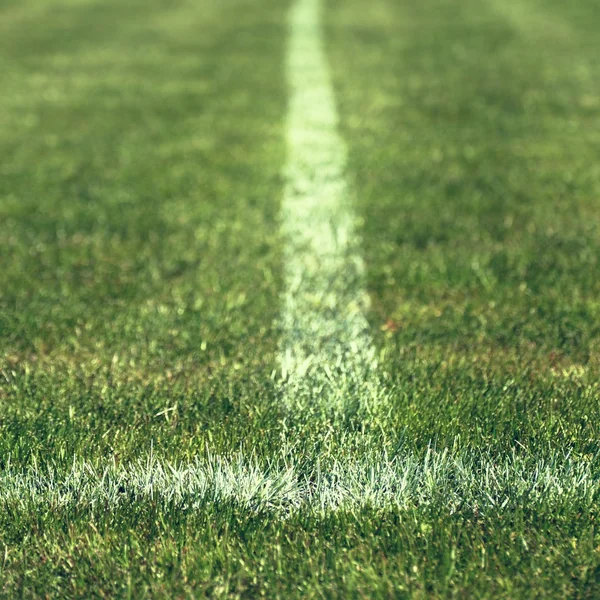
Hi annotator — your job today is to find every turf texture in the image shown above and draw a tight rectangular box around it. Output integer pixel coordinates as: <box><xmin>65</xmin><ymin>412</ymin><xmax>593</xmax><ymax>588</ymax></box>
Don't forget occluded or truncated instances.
<box><xmin>1</xmin><ymin>0</ymin><xmax>599</xmax><ymax>597</ymax></box>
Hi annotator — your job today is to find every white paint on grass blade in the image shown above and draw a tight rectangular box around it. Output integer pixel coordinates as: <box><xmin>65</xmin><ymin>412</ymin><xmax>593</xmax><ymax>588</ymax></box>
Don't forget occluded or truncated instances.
<box><xmin>2</xmin><ymin>451</ymin><xmax>597</xmax><ymax>515</ymax></box>
<box><xmin>280</xmin><ymin>0</ymin><xmax>380</xmax><ymax>413</ymax></box>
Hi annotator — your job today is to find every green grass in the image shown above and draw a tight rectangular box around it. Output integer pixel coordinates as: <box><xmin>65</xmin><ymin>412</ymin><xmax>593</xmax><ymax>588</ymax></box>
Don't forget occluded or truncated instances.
<box><xmin>1</xmin><ymin>0</ymin><xmax>600</xmax><ymax>597</ymax></box>
<box><xmin>0</xmin><ymin>0</ymin><xmax>289</xmax><ymax>466</ymax></box>
<box><xmin>326</xmin><ymin>0</ymin><xmax>600</xmax><ymax>455</ymax></box>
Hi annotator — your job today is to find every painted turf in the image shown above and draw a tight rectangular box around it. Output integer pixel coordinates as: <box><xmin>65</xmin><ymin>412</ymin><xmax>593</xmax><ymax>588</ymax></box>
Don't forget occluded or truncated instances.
<box><xmin>278</xmin><ymin>0</ymin><xmax>384</xmax><ymax>414</ymax></box>
<box><xmin>2</xmin><ymin>451</ymin><xmax>596</xmax><ymax>515</ymax></box>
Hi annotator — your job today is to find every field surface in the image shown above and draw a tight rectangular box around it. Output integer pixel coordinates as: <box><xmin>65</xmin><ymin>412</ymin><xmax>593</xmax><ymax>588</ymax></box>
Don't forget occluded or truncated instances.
<box><xmin>1</xmin><ymin>0</ymin><xmax>600</xmax><ymax>597</ymax></box>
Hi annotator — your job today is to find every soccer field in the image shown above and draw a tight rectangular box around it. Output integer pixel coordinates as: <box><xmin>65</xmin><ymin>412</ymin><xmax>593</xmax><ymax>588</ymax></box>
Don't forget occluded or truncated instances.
<box><xmin>1</xmin><ymin>0</ymin><xmax>600</xmax><ymax>596</ymax></box>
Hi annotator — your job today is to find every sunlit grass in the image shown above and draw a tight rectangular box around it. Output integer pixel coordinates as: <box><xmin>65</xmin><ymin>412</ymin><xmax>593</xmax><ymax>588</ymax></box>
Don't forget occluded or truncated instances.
<box><xmin>1</xmin><ymin>0</ymin><xmax>599</xmax><ymax>596</ymax></box>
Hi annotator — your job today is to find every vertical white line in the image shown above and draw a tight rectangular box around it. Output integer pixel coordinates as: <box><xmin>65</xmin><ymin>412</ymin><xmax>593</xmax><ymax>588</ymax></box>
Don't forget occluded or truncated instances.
<box><xmin>280</xmin><ymin>0</ymin><xmax>380</xmax><ymax>414</ymax></box>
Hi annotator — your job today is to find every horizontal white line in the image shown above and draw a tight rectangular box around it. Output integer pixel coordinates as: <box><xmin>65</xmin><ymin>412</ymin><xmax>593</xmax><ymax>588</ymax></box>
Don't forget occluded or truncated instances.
<box><xmin>2</xmin><ymin>450</ymin><xmax>597</xmax><ymax>515</ymax></box>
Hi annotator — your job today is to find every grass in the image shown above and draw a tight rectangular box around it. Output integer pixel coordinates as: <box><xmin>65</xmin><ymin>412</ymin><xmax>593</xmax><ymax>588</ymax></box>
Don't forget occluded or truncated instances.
<box><xmin>1</xmin><ymin>0</ymin><xmax>599</xmax><ymax>597</ymax></box>
<box><xmin>327</xmin><ymin>0</ymin><xmax>600</xmax><ymax>453</ymax></box>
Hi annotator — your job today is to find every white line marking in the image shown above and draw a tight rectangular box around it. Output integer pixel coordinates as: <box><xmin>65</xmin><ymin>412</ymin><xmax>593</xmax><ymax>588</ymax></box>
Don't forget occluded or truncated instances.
<box><xmin>2</xmin><ymin>451</ymin><xmax>596</xmax><ymax>514</ymax></box>
<box><xmin>280</xmin><ymin>0</ymin><xmax>380</xmax><ymax>413</ymax></box>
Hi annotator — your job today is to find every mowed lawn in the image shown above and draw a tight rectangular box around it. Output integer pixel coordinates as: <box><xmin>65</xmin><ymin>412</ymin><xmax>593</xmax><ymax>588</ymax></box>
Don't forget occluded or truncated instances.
<box><xmin>1</xmin><ymin>0</ymin><xmax>600</xmax><ymax>597</ymax></box>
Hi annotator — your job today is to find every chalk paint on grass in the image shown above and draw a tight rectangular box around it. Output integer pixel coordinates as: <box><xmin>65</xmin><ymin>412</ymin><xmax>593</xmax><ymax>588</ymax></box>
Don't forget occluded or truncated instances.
<box><xmin>2</xmin><ymin>450</ymin><xmax>596</xmax><ymax>516</ymax></box>
<box><xmin>280</xmin><ymin>0</ymin><xmax>382</xmax><ymax>414</ymax></box>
